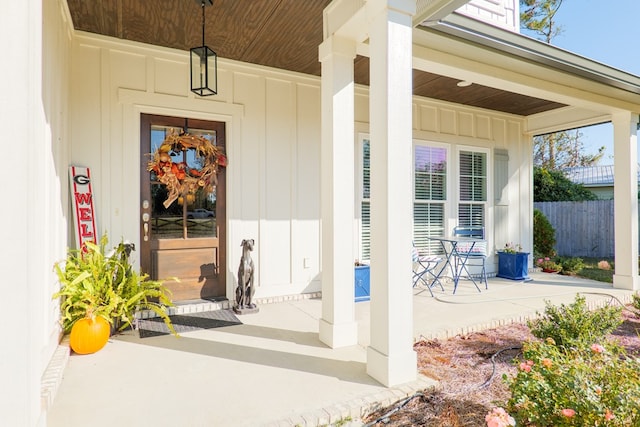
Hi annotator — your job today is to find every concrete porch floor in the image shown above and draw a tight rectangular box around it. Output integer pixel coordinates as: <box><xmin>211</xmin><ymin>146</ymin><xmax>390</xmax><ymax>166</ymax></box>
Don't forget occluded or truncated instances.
<box><xmin>45</xmin><ymin>272</ymin><xmax>635</xmax><ymax>426</ymax></box>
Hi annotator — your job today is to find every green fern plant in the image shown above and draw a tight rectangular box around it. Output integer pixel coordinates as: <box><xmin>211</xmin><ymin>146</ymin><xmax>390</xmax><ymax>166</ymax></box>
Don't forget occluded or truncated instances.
<box><xmin>53</xmin><ymin>234</ymin><xmax>177</xmax><ymax>335</ymax></box>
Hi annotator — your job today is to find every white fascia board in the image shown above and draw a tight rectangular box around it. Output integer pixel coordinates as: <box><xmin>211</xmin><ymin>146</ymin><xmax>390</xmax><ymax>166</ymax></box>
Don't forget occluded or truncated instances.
<box><xmin>414</xmin><ymin>0</ymin><xmax>471</xmax><ymax>26</ymax></box>
<box><xmin>421</xmin><ymin>13</ymin><xmax>640</xmax><ymax>95</ymax></box>
<box><xmin>526</xmin><ymin>107</ymin><xmax>612</xmax><ymax>135</ymax></box>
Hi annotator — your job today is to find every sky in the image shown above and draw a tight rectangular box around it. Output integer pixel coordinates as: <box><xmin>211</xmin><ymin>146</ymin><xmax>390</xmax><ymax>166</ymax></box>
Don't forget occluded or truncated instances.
<box><xmin>519</xmin><ymin>0</ymin><xmax>640</xmax><ymax>165</ymax></box>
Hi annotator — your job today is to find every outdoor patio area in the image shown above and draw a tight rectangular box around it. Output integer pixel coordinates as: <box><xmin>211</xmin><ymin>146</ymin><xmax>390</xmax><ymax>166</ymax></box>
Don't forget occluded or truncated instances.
<box><xmin>45</xmin><ymin>272</ymin><xmax>635</xmax><ymax>427</ymax></box>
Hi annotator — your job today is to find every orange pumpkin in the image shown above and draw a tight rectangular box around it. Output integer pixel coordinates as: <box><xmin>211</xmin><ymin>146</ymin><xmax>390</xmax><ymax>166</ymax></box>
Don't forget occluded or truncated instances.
<box><xmin>69</xmin><ymin>315</ymin><xmax>110</xmax><ymax>355</ymax></box>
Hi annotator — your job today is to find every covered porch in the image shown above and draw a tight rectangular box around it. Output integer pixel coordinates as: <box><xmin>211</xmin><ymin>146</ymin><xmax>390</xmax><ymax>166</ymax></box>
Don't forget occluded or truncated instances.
<box><xmin>319</xmin><ymin>0</ymin><xmax>640</xmax><ymax>387</ymax></box>
<box><xmin>46</xmin><ymin>273</ymin><xmax>635</xmax><ymax>426</ymax></box>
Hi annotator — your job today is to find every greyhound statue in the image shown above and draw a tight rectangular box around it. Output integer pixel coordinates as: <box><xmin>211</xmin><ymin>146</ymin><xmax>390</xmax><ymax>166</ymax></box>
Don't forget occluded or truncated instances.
<box><xmin>234</xmin><ymin>239</ymin><xmax>257</xmax><ymax>313</ymax></box>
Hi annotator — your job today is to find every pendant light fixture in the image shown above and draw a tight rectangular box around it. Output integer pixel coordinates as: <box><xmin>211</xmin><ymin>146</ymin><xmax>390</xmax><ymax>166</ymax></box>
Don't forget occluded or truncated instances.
<box><xmin>190</xmin><ymin>0</ymin><xmax>217</xmax><ymax>96</ymax></box>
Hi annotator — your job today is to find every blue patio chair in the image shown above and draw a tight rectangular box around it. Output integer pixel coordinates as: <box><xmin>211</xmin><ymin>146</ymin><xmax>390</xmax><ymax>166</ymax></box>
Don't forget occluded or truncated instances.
<box><xmin>452</xmin><ymin>226</ymin><xmax>488</xmax><ymax>292</ymax></box>
<box><xmin>412</xmin><ymin>242</ymin><xmax>443</xmax><ymax>296</ymax></box>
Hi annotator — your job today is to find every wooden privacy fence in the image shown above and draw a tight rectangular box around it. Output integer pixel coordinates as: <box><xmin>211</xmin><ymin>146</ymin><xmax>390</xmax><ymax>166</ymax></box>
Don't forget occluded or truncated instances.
<box><xmin>534</xmin><ymin>200</ymin><xmax>619</xmax><ymax>258</ymax></box>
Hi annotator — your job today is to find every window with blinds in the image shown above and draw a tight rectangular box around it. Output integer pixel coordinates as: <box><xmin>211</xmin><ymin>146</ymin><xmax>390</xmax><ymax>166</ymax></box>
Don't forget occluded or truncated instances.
<box><xmin>414</xmin><ymin>146</ymin><xmax>447</xmax><ymax>255</ymax></box>
<box><xmin>458</xmin><ymin>150</ymin><xmax>487</xmax><ymax>227</ymax></box>
<box><xmin>361</xmin><ymin>140</ymin><xmax>371</xmax><ymax>261</ymax></box>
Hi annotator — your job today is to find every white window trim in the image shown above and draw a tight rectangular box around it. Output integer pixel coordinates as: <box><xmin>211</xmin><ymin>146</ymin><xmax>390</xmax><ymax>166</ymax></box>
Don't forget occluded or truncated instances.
<box><xmin>454</xmin><ymin>145</ymin><xmax>493</xmax><ymax>253</ymax></box>
<box><xmin>413</xmin><ymin>139</ymin><xmax>452</xmax><ymax>252</ymax></box>
<box><xmin>356</xmin><ymin>133</ymin><xmax>370</xmax><ymax>262</ymax></box>
<box><xmin>455</xmin><ymin>145</ymin><xmax>492</xmax><ymax>225</ymax></box>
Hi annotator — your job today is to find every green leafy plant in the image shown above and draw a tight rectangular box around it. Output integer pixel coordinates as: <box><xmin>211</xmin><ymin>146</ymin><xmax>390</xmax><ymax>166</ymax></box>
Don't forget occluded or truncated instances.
<box><xmin>536</xmin><ymin>256</ymin><xmax>562</xmax><ymax>272</ymax></box>
<box><xmin>631</xmin><ymin>293</ymin><xmax>640</xmax><ymax>317</ymax></box>
<box><xmin>527</xmin><ymin>294</ymin><xmax>622</xmax><ymax>350</ymax></box>
<box><xmin>501</xmin><ymin>242</ymin><xmax>524</xmax><ymax>254</ymax></box>
<box><xmin>533</xmin><ymin>209</ymin><xmax>557</xmax><ymax>258</ymax></box>
<box><xmin>504</xmin><ymin>338</ymin><xmax>640</xmax><ymax>426</ymax></box>
<box><xmin>556</xmin><ymin>256</ymin><xmax>585</xmax><ymax>275</ymax></box>
<box><xmin>53</xmin><ymin>234</ymin><xmax>177</xmax><ymax>335</ymax></box>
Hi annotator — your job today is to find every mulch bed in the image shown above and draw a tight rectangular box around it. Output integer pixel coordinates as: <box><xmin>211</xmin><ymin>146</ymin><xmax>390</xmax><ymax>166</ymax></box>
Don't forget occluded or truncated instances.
<box><xmin>363</xmin><ymin>306</ymin><xmax>640</xmax><ymax>426</ymax></box>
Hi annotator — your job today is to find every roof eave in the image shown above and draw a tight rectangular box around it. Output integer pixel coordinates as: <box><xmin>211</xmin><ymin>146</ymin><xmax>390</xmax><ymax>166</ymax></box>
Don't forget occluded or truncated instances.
<box><xmin>419</xmin><ymin>13</ymin><xmax>640</xmax><ymax>96</ymax></box>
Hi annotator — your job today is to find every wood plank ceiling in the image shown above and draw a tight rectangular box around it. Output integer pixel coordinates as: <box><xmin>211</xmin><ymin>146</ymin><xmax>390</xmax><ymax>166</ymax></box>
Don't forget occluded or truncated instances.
<box><xmin>65</xmin><ymin>0</ymin><xmax>565</xmax><ymax>116</ymax></box>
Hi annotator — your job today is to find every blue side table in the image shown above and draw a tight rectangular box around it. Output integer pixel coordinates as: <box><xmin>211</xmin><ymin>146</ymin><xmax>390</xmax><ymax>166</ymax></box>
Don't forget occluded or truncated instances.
<box><xmin>355</xmin><ymin>265</ymin><xmax>370</xmax><ymax>302</ymax></box>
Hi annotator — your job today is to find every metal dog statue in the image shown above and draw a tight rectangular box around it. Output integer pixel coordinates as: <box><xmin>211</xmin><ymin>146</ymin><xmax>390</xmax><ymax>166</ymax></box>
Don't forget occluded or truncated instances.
<box><xmin>234</xmin><ymin>239</ymin><xmax>258</xmax><ymax>313</ymax></box>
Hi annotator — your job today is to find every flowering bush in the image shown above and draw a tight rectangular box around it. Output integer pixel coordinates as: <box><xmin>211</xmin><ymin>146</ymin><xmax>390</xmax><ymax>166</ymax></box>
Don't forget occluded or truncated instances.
<box><xmin>528</xmin><ymin>294</ymin><xmax>622</xmax><ymax>350</ymax></box>
<box><xmin>504</xmin><ymin>338</ymin><xmax>640</xmax><ymax>426</ymax></box>
<box><xmin>536</xmin><ymin>257</ymin><xmax>561</xmax><ymax>272</ymax></box>
<box><xmin>597</xmin><ymin>260</ymin><xmax>611</xmax><ymax>270</ymax></box>
<box><xmin>485</xmin><ymin>407</ymin><xmax>515</xmax><ymax>427</ymax></box>
<box><xmin>501</xmin><ymin>242</ymin><xmax>523</xmax><ymax>254</ymax></box>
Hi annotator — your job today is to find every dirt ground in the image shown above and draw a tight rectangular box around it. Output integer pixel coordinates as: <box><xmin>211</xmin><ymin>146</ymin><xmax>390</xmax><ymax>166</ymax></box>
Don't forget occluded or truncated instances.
<box><xmin>362</xmin><ymin>305</ymin><xmax>640</xmax><ymax>427</ymax></box>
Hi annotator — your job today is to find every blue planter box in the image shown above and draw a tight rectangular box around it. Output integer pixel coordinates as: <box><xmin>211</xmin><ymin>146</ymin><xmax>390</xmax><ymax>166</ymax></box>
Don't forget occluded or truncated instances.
<box><xmin>497</xmin><ymin>251</ymin><xmax>530</xmax><ymax>280</ymax></box>
<box><xmin>355</xmin><ymin>265</ymin><xmax>370</xmax><ymax>302</ymax></box>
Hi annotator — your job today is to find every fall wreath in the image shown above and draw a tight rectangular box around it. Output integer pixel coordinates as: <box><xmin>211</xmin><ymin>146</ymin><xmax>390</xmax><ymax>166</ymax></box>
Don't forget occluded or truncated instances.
<box><xmin>147</xmin><ymin>128</ymin><xmax>227</xmax><ymax>208</ymax></box>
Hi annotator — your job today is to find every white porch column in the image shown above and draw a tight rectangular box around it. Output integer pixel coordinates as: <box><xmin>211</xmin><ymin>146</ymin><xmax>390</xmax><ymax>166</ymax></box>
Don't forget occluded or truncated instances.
<box><xmin>319</xmin><ymin>36</ymin><xmax>359</xmax><ymax>348</ymax></box>
<box><xmin>612</xmin><ymin>112</ymin><xmax>640</xmax><ymax>290</ymax></box>
<box><xmin>366</xmin><ymin>0</ymin><xmax>417</xmax><ymax>386</ymax></box>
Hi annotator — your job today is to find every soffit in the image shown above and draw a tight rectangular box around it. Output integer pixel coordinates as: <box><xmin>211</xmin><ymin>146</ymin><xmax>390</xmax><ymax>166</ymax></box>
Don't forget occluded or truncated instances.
<box><xmin>65</xmin><ymin>0</ymin><xmax>565</xmax><ymax>116</ymax></box>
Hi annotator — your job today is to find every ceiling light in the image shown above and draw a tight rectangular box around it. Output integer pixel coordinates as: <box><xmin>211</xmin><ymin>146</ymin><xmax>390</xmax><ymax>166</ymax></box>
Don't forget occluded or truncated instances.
<box><xmin>457</xmin><ymin>80</ymin><xmax>472</xmax><ymax>87</ymax></box>
<box><xmin>190</xmin><ymin>0</ymin><xmax>217</xmax><ymax>96</ymax></box>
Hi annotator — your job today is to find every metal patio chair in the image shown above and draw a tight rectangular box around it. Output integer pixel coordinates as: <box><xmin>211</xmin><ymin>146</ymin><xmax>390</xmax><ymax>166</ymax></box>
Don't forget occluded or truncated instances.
<box><xmin>412</xmin><ymin>242</ymin><xmax>443</xmax><ymax>296</ymax></box>
<box><xmin>451</xmin><ymin>225</ymin><xmax>488</xmax><ymax>292</ymax></box>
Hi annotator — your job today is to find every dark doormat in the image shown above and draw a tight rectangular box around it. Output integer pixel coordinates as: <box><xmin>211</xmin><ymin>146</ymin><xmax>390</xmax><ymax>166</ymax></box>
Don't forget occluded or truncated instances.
<box><xmin>137</xmin><ymin>309</ymin><xmax>242</xmax><ymax>338</ymax></box>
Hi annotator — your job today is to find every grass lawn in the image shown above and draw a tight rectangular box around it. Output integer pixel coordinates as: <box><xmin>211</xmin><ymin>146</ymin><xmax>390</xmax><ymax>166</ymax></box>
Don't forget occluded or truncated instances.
<box><xmin>574</xmin><ymin>257</ymin><xmax>614</xmax><ymax>283</ymax></box>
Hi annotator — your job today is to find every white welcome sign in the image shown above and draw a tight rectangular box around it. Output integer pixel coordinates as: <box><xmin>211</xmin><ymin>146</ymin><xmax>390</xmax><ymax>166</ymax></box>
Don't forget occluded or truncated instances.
<box><xmin>69</xmin><ymin>166</ymin><xmax>98</xmax><ymax>250</ymax></box>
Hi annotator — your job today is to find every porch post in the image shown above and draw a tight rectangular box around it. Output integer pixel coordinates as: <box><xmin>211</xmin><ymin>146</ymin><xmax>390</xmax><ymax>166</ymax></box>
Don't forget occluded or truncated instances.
<box><xmin>318</xmin><ymin>36</ymin><xmax>359</xmax><ymax>348</ymax></box>
<box><xmin>366</xmin><ymin>0</ymin><xmax>417</xmax><ymax>386</ymax></box>
<box><xmin>612</xmin><ymin>111</ymin><xmax>640</xmax><ymax>290</ymax></box>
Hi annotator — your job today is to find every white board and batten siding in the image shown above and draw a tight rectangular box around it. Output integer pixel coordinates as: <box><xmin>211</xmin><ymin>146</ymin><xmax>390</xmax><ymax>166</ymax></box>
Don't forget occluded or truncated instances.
<box><xmin>456</xmin><ymin>0</ymin><xmax>520</xmax><ymax>32</ymax></box>
<box><xmin>69</xmin><ymin>31</ymin><xmax>529</xmax><ymax>300</ymax></box>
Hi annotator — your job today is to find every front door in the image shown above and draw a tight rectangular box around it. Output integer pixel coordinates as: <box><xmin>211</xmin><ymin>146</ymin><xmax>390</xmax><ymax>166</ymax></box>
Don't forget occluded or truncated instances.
<box><xmin>140</xmin><ymin>114</ymin><xmax>226</xmax><ymax>301</ymax></box>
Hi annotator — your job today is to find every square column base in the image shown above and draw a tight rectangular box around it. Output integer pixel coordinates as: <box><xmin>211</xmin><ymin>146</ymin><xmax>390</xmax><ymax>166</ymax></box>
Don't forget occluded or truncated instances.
<box><xmin>319</xmin><ymin>318</ymin><xmax>358</xmax><ymax>348</ymax></box>
<box><xmin>366</xmin><ymin>345</ymin><xmax>417</xmax><ymax>387</ymax></box>
<box><xmin>613</xmin><ymin>274</ymin><xmax>640</xmax><ymax>291</ymax></box>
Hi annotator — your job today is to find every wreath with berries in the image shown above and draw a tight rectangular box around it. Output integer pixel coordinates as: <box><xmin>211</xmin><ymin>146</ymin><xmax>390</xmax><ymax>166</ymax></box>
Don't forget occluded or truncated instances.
<box><xmin>147</xmin><ymin>129</ymin><xmax>227</xmax><ymax>208</ymax></box>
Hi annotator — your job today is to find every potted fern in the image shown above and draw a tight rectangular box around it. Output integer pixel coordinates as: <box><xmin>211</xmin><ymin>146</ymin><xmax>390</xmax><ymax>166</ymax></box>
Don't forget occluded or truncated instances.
<box><xmin>53</xmin><ymin>234</ymin><xmax>177</xmax><ymax>353</ymax></box>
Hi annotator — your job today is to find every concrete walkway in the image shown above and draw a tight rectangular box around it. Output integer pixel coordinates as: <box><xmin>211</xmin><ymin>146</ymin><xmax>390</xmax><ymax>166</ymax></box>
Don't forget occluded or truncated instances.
<box><xmin>45</xmin><ymin>273</ymin><xmax>634</xmax><ymax>426</ymax></box>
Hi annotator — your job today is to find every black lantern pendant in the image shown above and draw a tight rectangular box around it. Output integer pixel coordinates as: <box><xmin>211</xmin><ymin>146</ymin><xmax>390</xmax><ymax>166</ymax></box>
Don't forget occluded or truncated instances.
<box><xmin>190</xmin><ymin>0</ymin><xmax>217</xmax><ymax>96</ymax></box>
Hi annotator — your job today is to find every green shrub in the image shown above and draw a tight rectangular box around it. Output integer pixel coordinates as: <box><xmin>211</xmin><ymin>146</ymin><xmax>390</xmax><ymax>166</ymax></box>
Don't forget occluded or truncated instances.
<box><xmin>533</xmin><ymin>209</ymin><xmax>556</xmax><ymax>257</ymax></box>
<box><xmin>556</xmin><ymin>256</ymin><xmax>585</xmax><ymax>275</ymax></box>
<box><xmin>631</xmin><ymin>293</ymin><xmax>640</xmax><ymax>316</ymax></box>
<box><xmin>504</xmin><ymin>339</ymin><xmax>640</xmax><ymax>426</ymax></box>
<box><xmin>527</xmin><ymin>294</ymin><xmax>622</xmax><ymax>349</ymax></box>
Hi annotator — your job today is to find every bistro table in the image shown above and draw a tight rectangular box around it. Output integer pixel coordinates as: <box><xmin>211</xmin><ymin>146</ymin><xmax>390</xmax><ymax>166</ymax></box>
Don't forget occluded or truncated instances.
<box><xmin>427</xmin><ymin>235</ymin><xmax>486</xmax><ymax>294</ymax></box>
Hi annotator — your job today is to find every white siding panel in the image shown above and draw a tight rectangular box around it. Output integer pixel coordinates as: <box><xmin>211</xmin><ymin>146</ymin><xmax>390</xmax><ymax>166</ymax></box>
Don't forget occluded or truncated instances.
<box><xmin>440</xmin><ymin>108</ymin><xmax>457</xmax><ymax>134</ymax></box>
<box><xmin>492</xmin><ymin>117</ymin><xmax>507</xmax><ymax>146</ymax></box>
<box><xmin>419</xmin><ymin>105</ymin><xmax>438</xmax><ymax>132</ymax></box>
<box><xmin>70</xmin><ymin>45</ymin><xmax>102</xmax><ymax>176</ymax></box>
<box><xmin>262</xmin><ymin>78</ymin><xmax>294</xmax><ymax>285</ymax></box>
<box><xmin>233</xmin><ymin>72</ymin><xmax>264</xmax><ymax>284</ymax></box>
<box><xmin>154</xmin><ymin>58</ymin><xmax>188</xmax><ymax>96</ymax></box>
<box><xmin>293</xmin><ymin>84</ymin><xmax>321</xmax><ymax>287</ymax></box>
<box><xmin>459</xmin><ymin>111</ymin><xmax>474</xmax><ymax>137</ymax></box>
<box><xmin>477</xmin><ymin>115</ymin><xmax>491</xmax><ymax>139</ymax></box>
<box><xmin>110</xmin><ymin>50</ymin><xmax>146</xmax><ymax>91</ymax></box>
<box><xmin>355</xmin><ymin>92</ymin><xmax>369</xmax><ymax>123</ymax></box>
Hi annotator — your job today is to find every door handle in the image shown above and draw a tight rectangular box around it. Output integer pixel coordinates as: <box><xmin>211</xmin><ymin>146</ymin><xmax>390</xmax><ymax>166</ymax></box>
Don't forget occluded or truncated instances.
<box><xmin>142</xmin><ymin>211</ymin><xmax>150</xmax><ymax>242</ymax></box>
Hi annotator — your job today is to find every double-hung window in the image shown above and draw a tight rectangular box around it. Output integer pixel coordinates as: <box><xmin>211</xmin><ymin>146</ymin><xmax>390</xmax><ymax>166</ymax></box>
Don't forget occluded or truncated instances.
<box><xmin>458</xmin><ymin>149</ymin><xmax>487</xmax><ymax>227</ymax></box>
<box><xmin>414</xmin><ymin>145</ymin><xmax>447</xmax><ymax>255</ymax></box>
<box><xmin>360</xmin><ymin>140</ymin><xmax>489</xmax><ymax>258</ymax></box>
<box><xmin>360</xmin><ymin>139</ymin><xmax>371</xmax><ymax>261</ymax></box>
